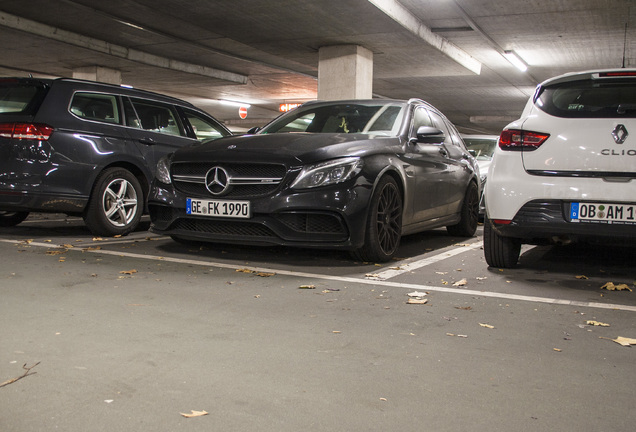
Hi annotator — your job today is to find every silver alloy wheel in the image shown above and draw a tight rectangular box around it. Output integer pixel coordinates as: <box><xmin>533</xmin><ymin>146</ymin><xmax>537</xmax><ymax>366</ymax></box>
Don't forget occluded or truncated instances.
<box><xmin>102</xmin><ymin>178</ymin><xmax>139</xmax><ymax>227</ymax></box>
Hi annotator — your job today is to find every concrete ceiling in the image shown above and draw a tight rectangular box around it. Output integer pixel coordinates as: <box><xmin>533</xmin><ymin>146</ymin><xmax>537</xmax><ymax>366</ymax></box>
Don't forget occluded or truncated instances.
<box><xmin>0</xmin><ymin>0</ymin><xmax>633</xmax><ymax>134</ymax></box>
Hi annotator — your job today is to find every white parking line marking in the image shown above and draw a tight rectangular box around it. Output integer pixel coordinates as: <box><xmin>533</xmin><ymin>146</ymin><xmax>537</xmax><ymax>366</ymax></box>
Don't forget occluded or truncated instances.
<box><xmin>370</xmin><ymin>241</ymin><xmax>483</xmax><ymax>280</ymax></box>
<box><xmin>4</xmin><ymin>238</ymin><xmax>636</xmax><ymax>312</ymax></box>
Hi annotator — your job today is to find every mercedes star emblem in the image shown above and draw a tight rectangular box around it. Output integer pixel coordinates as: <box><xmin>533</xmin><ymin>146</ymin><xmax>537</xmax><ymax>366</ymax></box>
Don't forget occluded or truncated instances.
<box><xmin>205</xmin><ymin>166</ymin><xmax>230</xmax><ymax>195</ymax></box>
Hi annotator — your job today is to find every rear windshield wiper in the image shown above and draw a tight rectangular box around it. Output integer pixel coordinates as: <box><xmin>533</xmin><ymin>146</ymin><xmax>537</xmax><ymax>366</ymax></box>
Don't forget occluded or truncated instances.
<box><xmin>617</xmin><ymin>103</ymin><xmax>636</xmax><ymax>114</ymax></box>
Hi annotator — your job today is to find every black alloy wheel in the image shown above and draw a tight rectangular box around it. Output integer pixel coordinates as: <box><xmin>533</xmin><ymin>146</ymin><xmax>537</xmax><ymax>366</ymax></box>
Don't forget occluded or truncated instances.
<box><xmin>352</xmin><ymin>176</ymin><xmax>403</xmax><ymax>262</ymax></box>
<box><xmin>447</xmin><ymin>181</ymin><xmax>479</xmax><ymax>237</ymax></box>
<box><xmin>0</xmin><ymin>211</ymin><xmax>29</xmax><ymax>227</ymax></box>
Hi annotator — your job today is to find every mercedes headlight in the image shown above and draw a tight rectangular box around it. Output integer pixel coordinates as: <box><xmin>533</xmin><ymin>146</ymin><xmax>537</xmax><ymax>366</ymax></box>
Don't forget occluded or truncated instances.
<box><xmin>291</xmin><ymin>157</ymin><xmax>362</xmax><ymax>189</ymax></box>
<box><xmin>155</xmin><ymin>155</ymin><xmax>172</xmax><ymax>185</ymax></box>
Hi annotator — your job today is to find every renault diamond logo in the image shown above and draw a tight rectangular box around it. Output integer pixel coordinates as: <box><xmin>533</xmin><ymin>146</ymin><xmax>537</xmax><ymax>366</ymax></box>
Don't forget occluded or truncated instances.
<box><xmin>612</xmin><ymin>124</ymin><xmax>628</xmax><ymax>144</ymax></box>
<box><xmin>205</xmin><ymin>166</ymin><xmax>230</xmax><ymax>195</ymax></box>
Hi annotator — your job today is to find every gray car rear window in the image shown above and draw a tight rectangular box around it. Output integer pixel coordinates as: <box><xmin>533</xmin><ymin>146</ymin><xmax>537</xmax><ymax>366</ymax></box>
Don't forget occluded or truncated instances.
<box><xmin>536</xmin><ymin>79</ymin><xmax>636</xmax><ymax>118</ymax></box>
<box><xmin>0</xmin><ymin>84</ymin><xmax>40</xmax><ymax>114</ymax></box>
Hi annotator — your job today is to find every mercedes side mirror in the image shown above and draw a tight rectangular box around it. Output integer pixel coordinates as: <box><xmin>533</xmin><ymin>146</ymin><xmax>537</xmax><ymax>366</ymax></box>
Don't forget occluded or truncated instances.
<box><xmin>416</xmin><ymin>126</ymin><xmax>445</xmax><ymax>144</ymax></box>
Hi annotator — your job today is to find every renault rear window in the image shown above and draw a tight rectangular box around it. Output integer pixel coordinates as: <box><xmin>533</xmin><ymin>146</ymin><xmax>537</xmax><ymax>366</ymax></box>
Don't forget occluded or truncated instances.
<box><xmin>0</xmin><ymin>83</ymin><xmax>43</xmax><ymax>114</ymax></box>
<box><xmin>536</xmin><ymin>79</ymin><xmax>636</xmax><ymax>118</ymax></box>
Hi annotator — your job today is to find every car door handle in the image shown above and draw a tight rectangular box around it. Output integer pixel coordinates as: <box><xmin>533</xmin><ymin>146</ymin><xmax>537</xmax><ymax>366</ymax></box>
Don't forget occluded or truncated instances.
<box><xmin>138</xmin><ymin>137</ymin><xmax>156</xmax><ymax>145</ymax></box>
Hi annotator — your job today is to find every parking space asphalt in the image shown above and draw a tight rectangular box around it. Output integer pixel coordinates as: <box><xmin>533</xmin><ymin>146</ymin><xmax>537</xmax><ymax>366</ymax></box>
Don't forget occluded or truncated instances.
<box><xmin>1</xmin><ymin>214</ymin><xmax>635</xmax><ymax>431</ymax></box>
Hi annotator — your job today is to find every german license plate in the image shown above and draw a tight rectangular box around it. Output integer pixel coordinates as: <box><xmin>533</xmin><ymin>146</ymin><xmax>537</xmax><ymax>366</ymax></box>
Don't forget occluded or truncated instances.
<box><xmin>570</xmin><ymin>202</ymin><xmax>636</xmax><ymax>224</ymax></box>
<box><xmin>186</xmin><ymin>198</ymin><xmax>251</xmax><ymax>218</ymax></box>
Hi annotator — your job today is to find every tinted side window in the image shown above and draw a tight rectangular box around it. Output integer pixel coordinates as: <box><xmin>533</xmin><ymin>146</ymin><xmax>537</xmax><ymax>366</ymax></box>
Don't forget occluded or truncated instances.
<box><xmin>446</xmin><ymin>122</ymin><xmax>464</xmax><ymax>147</ymax></box>
<box><xmin>411</xmin><ymin>107</ymin><xmax>434</xmax><ymax>136</ymax></box>
<box><xmin>427</xmin><ymin>110</ymin><xmax>452</xmax><ymax>145</ymax></box>
<box><xmin>183</xmin><ymin>108</ymin><xmax>229</xmax><ymax>140</ymax></box>
<box><xmin>123</xmin><ymin>97</ymin><xmax>141</xmax><ymax>129</ymax></box>
<box><xmin>70</xmin><ymin>92</ymin><xmax>121</xmax><ymax>124</ymax></box>
<box><xmin>129</xmin><ymin>98</ymin><xmax>184</xmax><ymax>136</ymax></box>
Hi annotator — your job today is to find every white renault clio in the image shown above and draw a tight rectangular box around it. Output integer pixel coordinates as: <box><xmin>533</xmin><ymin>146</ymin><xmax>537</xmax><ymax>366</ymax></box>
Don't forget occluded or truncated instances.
<box><xmin>484</xmin><ymin>69</ymin><xmax>636</xmax><ymax>268</ymax></box>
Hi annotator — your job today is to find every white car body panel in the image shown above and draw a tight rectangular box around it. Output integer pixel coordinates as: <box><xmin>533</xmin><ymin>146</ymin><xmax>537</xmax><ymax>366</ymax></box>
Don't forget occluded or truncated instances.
<box><xmin>486</xmin><ymin>68</ymin><xmax>636</xmax><ymax>221</ymax></box>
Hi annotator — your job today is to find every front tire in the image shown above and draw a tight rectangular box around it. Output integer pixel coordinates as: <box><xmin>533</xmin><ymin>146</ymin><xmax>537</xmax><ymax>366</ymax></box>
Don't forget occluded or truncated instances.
<box><xmin>447</xmin><ymin>181</ymin><xmax>479</xmax><ymax>237</ymax></box>
<box><xmin>0</xmin><ymin>211</ymin><xmax>29</xmax><ymax>227</ymax></box>
<box><xmin>351</xmin><ymin>176</ymin><xmax>402</xmax><ymax>262</ymax></box>
<box><xmin>483</xmin><ymin>216</ymin><xmax>521</xmax><ymax>268</ymax></box>
<box><xmin>83</xmin><ymin>168</ymin><xmax>143</xmax><ymax>237</ymax></box>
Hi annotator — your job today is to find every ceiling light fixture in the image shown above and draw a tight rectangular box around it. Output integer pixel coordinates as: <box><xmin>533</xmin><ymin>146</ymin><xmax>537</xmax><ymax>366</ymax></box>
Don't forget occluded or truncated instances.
<box><xmin>503</xmin><ymin>50</ymin><xmax>528</xmax><ymax>72</ymax></box>
<box><xmin>219</xmin><ymin>99</ymin><xmax>251</xmax><ymax>108</ymax></box>
<box><xmin>116</xmin><ymin>20</ymin><xmax>146</xmax><ymax>31</ymax></box>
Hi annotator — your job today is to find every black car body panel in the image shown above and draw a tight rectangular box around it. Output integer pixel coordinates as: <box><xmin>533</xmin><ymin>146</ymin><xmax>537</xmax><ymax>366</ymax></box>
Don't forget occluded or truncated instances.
<box><xmin>148</xmin><ymin>99</ymin><xmax>480</xmax><ymax>260</ymax></box>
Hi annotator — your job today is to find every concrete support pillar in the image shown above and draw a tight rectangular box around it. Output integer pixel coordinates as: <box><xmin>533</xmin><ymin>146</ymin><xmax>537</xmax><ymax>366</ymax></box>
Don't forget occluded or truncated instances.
<box><xmin>318</xmin><ymin>45</ymin><xmax>373</xmax><ymax>100</ymax></box>
<box><xmin>72</xmin><ymin>66</ymin><xmax>122</xmax><ymax>85</ymax></box>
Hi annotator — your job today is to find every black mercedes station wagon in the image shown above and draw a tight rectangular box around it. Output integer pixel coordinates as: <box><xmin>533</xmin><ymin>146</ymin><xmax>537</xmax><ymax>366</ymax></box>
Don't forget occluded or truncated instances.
<box><xmin>0</xmin><ymin>77</ymin><xmax>231</xmax><ymax>236</ymax></box>
<box><xmin>148</xmin><ymin>99</ymin><xmax>480</xmax><ymax>262</ymax></box>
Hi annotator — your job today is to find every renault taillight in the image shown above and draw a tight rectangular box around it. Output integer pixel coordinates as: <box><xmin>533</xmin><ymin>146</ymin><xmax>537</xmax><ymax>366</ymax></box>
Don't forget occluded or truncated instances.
<box><xmin>499</xmin><ymin>129</ymin><xmax>550</xmax><ymax>151</ymax></box>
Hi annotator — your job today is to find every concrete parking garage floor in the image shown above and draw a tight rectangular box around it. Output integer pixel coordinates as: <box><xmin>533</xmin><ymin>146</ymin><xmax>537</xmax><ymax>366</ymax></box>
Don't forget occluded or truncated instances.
<box><xmin>1</xmin><ymin>214</ymin><xmax>635</xmax><ymax>432</ymax></box>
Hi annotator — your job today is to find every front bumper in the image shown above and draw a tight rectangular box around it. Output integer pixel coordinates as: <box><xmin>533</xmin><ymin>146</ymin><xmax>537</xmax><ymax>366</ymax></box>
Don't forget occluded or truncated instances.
<box><xmin>148</xmin><ymin>179</ymin><xmax>373</xmax><ymax>249</ymax></box>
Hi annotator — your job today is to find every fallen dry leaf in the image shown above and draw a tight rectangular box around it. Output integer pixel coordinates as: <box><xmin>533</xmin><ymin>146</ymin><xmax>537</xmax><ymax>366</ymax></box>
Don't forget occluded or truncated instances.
<box><xmin>586</xmin><ymin>320</ymin><xmax>610</xmax><ymax>327</ymax></box>
<box><xmin>575</xmin><ymin>275</ymin><xmax>588</xmax><ymax>279</ymax></box>
<box><xmin>299</xmin><ymin>284</ymin><xmax>316</xmax><ymax>289</ymax></box>
<box><xmin>407</xmin><ymin>298</ymin><xmax>428</xmax><ymax>305</ymax></box>
<box><xmin>180</xmin><ymin>410</ymin><xmax>208</xmax><ymax>418</ymax></box>
<box><xmin>234</xmin><ymin>268</ymin><xmax>275</xmax><ymax>277</ymax></box>
<box><xmin>600</xmin><ymin>282</ymin><xmax>632</xmax><ymax>291</ymax></box>
<box><xmin>45</xmin><ymin>249</ymin><xmax>68</xmax><ymax>255</ymax></box>
<box><xmin>119</xmin><ymin>269</ymin><xmax>137</xmax><ymax>275</ymax></box>
<box><xmin>479</xmin><ymin>323</ymin><xmax>495</xmax><ymax>329</ymax></box>
<box><xmin>365</xmin><ymin>273</ymin><xmax>380</xmax><ymax>278</ymax></box>
<box><xmin>453</xmin><ymin>278</ymin><xmax>467</xmax><ymax>287</ymax></box>
<box><xmin>600</xmin><ymin>336</ymin><xmax>636</xmax><ymax>346</ymax></box>
<box><xmin>454</xmin><ymin>306</ymin><xmax>472</xmax><ymax>310</ymax></box>
<box><xmin>553</xmin><ymin>348</ymin><xmax>562</xmax><ymax>352</ymax></box>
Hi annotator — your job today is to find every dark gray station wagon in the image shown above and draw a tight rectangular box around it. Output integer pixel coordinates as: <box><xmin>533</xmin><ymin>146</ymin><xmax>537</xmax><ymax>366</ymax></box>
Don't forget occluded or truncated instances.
<box><xmin>0</xmin><ymin>77</ymin><xmax>231</xmax><ymax>235</ymax></box>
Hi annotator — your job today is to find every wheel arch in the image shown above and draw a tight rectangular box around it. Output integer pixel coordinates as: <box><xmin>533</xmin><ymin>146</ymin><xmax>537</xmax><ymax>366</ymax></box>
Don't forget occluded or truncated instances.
<box><xmin>373</xmin><ymin>166</ymin><xmax>405</xmax><ymax>203</ymax></box>
<box><xmin>85</xmin><ymin>161</ymin><xmax>150</xmax><ymax>214</ymax></box>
